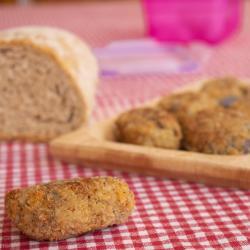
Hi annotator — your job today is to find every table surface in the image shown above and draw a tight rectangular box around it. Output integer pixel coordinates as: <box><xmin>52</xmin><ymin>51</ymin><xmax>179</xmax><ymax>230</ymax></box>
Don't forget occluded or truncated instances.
<box><xmin>0</xmin><ymin>1</ymin><xmax>250</xmax><ymax>249</ymax></box>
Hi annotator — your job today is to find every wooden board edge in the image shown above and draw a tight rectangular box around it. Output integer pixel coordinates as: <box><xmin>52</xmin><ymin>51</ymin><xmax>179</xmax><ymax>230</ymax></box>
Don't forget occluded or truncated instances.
<box><xmin>50</xmin><ymin>138</ymin><xmax>250</xmax><ymax>189</ymax></box>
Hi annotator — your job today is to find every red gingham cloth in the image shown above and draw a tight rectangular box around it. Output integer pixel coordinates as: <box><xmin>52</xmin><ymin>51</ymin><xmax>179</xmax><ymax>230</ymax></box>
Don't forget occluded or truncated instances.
<box><xmin>0</xmin><ymin>1</ymin><xmax>250</xmax><ymax>249</ymax></box>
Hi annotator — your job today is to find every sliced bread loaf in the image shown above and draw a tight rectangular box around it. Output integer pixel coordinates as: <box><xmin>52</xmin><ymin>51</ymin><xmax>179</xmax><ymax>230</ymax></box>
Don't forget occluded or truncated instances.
<box><xmin>0</xmin><ymin>26</ymin><xmax>98</xmax><ymax>142</ymax></box>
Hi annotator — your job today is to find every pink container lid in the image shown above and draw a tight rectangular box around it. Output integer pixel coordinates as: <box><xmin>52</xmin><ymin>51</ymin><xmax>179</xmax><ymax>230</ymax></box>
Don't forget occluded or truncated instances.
<box><xmin>142</xmin><ymin>0</ymin><xmax>242</xmax><ymax>44</ymax></box>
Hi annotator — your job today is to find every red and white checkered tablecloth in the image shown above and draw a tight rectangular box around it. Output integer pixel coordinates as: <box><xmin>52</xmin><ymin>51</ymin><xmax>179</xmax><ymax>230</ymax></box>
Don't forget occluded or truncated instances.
<box><xmin>0</xmin><ymin>1</ymin><xmax>250</xmax><ymax>249</ymax></box>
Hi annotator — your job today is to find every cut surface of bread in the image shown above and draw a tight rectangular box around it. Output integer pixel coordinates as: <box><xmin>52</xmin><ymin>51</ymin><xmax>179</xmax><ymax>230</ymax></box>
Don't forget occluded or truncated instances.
<box><xmin>0</xmin><ymin>26</ymin><xmax>98</xmax><ymax>142</ymax></box>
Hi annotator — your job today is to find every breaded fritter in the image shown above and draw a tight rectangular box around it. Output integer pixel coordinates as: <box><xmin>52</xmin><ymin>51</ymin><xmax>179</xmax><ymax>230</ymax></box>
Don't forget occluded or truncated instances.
<box><xmin>182</xmin><ymin>108</ymin><xmax>250</xmax><ymax>155</ymax></box>
<box><xmin>200</xmin><ymin>77</ymin><xmax>245</xmax><ymax>99</ymax></box>
<box><xmin>5</xmin><ymin>177</ymin><xmax>135</xmax><ymax>241</ymax></box>
<box><xmin>115</xmin><ymin>107</ymin><xmax>182</xmax><ymax>149</ymax></box>
<box><xmin>158</xmin><ymin>91</ymin><xmax>216</xmax><ymax>119</ymax></box>
<box><xmin>220</xmin><ymin>97</ymin><xmax>250</xmax><ymax>116</ymax></box>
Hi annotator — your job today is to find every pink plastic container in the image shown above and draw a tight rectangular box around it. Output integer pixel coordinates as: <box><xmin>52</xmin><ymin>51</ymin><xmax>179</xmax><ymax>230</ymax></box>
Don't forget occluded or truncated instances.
<box><xmin>142</xmin><ymin>0</ymin><xmax>242</xmax><ymax>44</ymax></box>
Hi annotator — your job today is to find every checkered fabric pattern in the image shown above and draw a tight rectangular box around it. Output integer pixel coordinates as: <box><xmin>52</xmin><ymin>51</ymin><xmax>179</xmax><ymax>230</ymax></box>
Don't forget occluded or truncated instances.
<box><xmin>0</xmin><ymin>1</ymin><xmax>250</xmax><ymax>249</ymax></box>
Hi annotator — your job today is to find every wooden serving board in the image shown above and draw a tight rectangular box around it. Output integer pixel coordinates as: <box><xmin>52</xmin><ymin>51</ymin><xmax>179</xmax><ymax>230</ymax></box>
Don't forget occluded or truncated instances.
<box><xmin>50</xmin><ymin>80</ymin><xmax>250</xmax><ymax>189</ymax></box>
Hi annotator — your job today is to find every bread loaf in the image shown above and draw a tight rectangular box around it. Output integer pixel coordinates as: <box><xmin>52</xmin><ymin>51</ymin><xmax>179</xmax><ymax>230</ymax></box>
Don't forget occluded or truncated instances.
<box><xmin>0</xmin><ymin>26</ymin><xmax>98</xmax><ymax>142</ymax></box>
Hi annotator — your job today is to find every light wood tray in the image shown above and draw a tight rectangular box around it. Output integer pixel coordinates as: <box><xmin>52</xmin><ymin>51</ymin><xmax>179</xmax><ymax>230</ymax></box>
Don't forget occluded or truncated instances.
<box><xmin>50</xmin><ymin>80</ymin><xmax>250</xmax><ymax>189</ymax></box>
